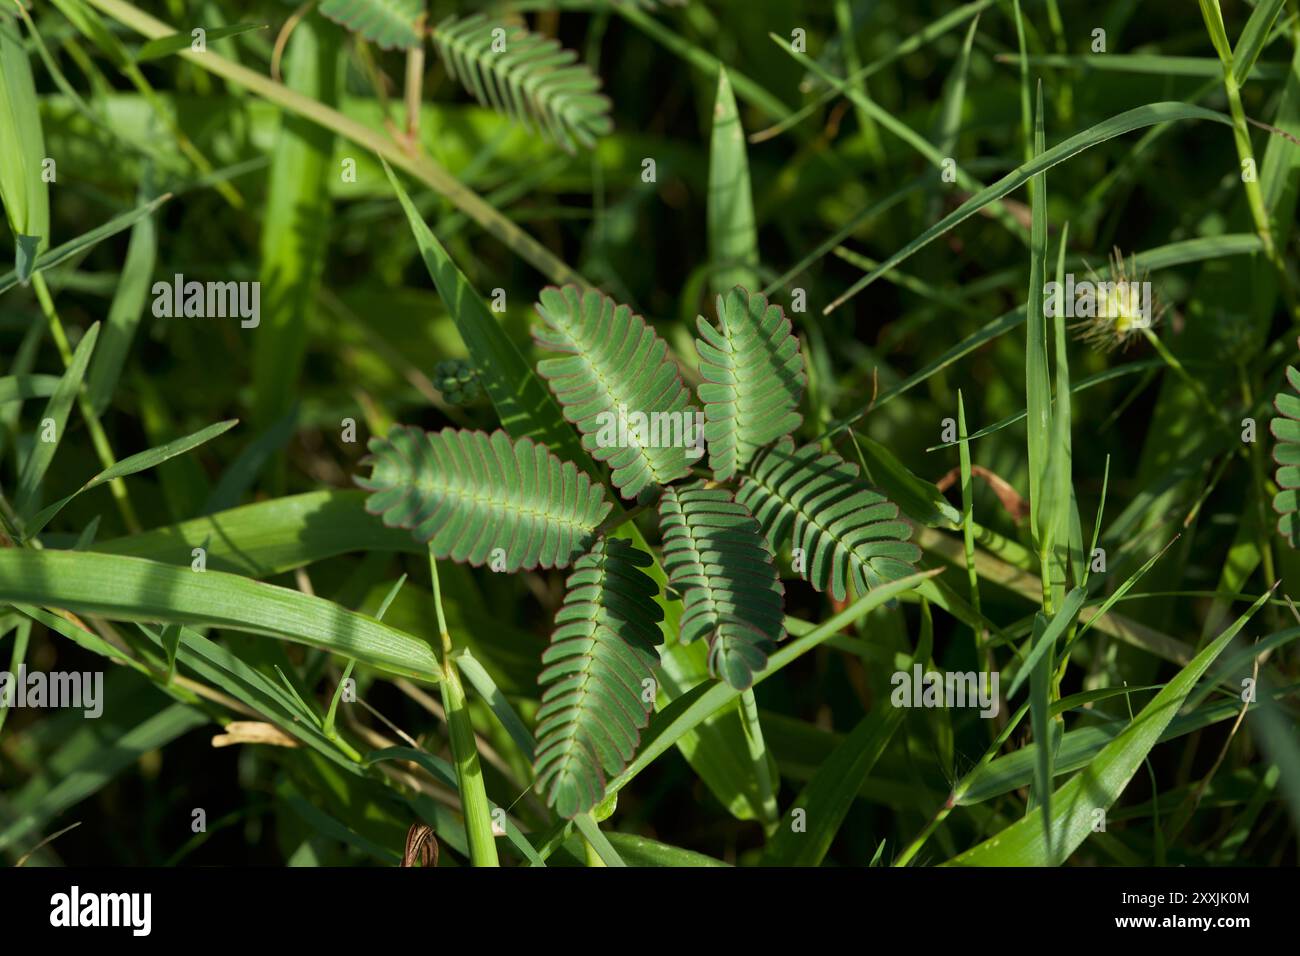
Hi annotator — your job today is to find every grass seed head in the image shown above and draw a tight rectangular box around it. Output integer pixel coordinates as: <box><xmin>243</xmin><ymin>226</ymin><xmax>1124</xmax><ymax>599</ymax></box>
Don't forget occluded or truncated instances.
<box><xmin>1071</xmin><ymin>247</ymin><xmax>1167</xmax><ymax>352</ymax></box>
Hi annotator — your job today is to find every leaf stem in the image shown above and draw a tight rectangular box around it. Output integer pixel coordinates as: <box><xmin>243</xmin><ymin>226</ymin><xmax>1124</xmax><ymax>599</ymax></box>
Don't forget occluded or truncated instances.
<box><xmin>738</xmin><ymin>688</ymin><xmax>779</xmax><ymax>829</ymax></box>
<box><xmin>1139</xmin><ymin>326</ymin><xmax>1223</xmax><ymax>427</ymax></box>
<box><xmin>429</xmin><ymin>550</ymin><xmax>499</xmax><ymax>866</ymax></box>
<box><xmin>1201</xmin><ymin>0</ymin><xmax>1299</xmax><ymax>319</ymax></box>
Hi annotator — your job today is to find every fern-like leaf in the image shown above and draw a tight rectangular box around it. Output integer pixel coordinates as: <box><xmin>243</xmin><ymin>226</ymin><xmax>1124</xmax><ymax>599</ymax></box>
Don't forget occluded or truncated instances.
<box><xmin>319</xmin><ymin>0</ymin><xmax>425</xmax><ymax>50</ymax></box>
<box><xmin>1271</xmin><ymin>361</ymin><xmax>1300</xmax><ymax>547</ymax></box>
<box><xmin>430</xmin><ymin>14</ymin><xmax>612</xmax><ymax>153</ymax></box>
<box><xmin>658</xmin><ymin>483</ymin><xmax>784</xmax><ymax>689</ymax></box>
<box><xmin>736</xmin><ymin>439</ymin><xmax>921</xmax><ymax>602</ymax></box>
<box><xmin>534</xmin><ymin>285</ymin><xmax>697</xmax><ymax>500</ymax></box>
<box><xmin>358</xmin><ymin>426</ymin><xmax>611</xmax><ymax>570</ymax></box>
<box><xmin>534</xmin><ymin>537</ymin><xmax>663</xmax><ymax>818</ymax></box>
<box><xmin>695</xmin><ymin>286</ymin><xmax>805</xmax><ymax>480</ymax></box>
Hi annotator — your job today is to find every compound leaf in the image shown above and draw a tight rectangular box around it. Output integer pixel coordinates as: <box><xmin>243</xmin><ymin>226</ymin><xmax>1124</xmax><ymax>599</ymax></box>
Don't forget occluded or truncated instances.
<box><xmin>1271</xmin><ymin>357</ymin><xmax>1300</xmax><ymax>547</ymax></box>
<box><xmin>534</xmin><ymin>537</ymin><xmax>663</xmax><ymax>818</ymax></box>
<box><xmin>658</xmin><ymin>483</ymin><xmax>785</xmax><ymax>689</ymax></box>
<box><xmin>319</xmin><ymin>0</ymin><xmax>424</xmax><ymax>50</ymax></box>
<box><xmin>695</xmin><ymin>286</ymin><xmax>805</xmax><ymax>480</ymax></box>
<box><xmin>736</xmin><ymin>439</ymin><xmax>921</xmax><ymax>602</ymax></box>
<box><xmin>358</xmin><ymin>426</ymin><xmax>611</xmax><ymax>571</ymax></box>
<box><xmin>534</xmin><ymin>284</ymin><xmax>697</xmax><ymax>499</ymax></box>
<box><xmin>430</xmin><ymin>13</ymin><xmax>612</xmax><ymax>152</ymax></box>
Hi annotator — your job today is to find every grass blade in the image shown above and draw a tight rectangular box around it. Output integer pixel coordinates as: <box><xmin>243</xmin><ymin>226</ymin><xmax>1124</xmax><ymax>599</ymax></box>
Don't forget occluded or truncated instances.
<box><xmin>24</xmin><ymin>419</ymin><xmax>239</xmax><ymax>540</ymax></box>
<box><xmin>0</xmin><ymin>193</ymin><xmax>172</xmax><ymax>295</ymax></box>
<box><xmin>823</xmin><ymin>102</ymin><xmax>1233</xmax><ymax>313</ymax></box>
<box><xmin>0</xmin><ymin>550</ymin><xmax>443</xmax><ymax>681</ymax></box>
<box><xmin>134</xmin><ymin>23</ymin><xmax>267</xmax><ymax>62</ymax></box>
<box><xmin>708</xmin><ymin>68</ymin><xmax>759</xmax><ymax>297</ymax></box>
<box><xmin>382</xmin><ymin>160</ymin><xmax>587</xmax><ymax>465</ymax></box>
<box><xmin>946</xmin><ymin>586</ymin><xmax>1274</xmax><ymax>865</ymax></box>
<box><xmin>14</xmin><ymin>324</ymin><xmax>99</xmax><ymax>521</ymax></box>
<box><xmin>253</xmin><ymin>14</ymin><xmax>339</xmax><ymax>431</ymax></box>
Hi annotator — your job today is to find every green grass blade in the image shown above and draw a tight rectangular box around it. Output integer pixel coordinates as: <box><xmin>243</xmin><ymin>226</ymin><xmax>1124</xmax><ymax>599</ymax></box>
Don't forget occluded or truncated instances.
<box><xmin>708</xmin><ymin>68</ymin><xmax>759</xmax><ymax>297</ymax></box>
<box><xmin>0</xmin><ymin>549</ymin><xmax>443</xmax><ymax>681</ymax></box>
<box><xmin>607</xmin><ymin>569</ymin><xmax>939</xmax><ymax>799</ymax></box>
<box><xmin>999</xmin><ymin>53</ymin><xmax>1287</xmax><ymax>80</ymax></box>
<box><xmin>761</xmin><ymin>685</ymin><xmax>906</xmax><ymax>865</ymax></box>
<box><xmin>1009</xmin><ymin>587</ymin><xmax>1087</xmax><ymax>699</ymax></box>
<box><xmin>574</xmin><ymin>813</ymin><xmax>626</xmax><ymax>867</ymax></box>
<box><xmin>24</xmin><ymin>419</ymin><xmax>238</xmax><ymax>540</ymax></box>
<box><xmin>382</xmin><ymin>160</ymin><xmax>587</xmax><ymax>465</ymax></box>
<box><xmin>0</xmin><ymin>619</ymin><xmax>30</xmax><ymax>736</ymax></box>
<box><xmin>1233</xmin><ymin>0</ymin><xmax>1286</xmax><ymax>85</ymax></box>
<box><xmin>0</xmin><ymin>11</ymin><xmax>49</xmax><ymax>281</ymax></box>
<box><xmin>946</xmin><ymin>586</ymin><xmax>1274</xmax><ymax>865</ymax></box>
<box><xmin>0</xmin><ymin>193</ymin><xmax>171</xmax><ymax>295</ymax></box>
<box><xmin>823</xmin><ymin>102</ymin><xmax>1233</xmax><ymax>312</ymax></box>
<box><xmin>0</xmin><ymin>375</ymin><xmax>60</xmax><ymax>405</ymax></box>
<box><xmin>134</xmin><ymin>23</ymin><xmax>267</xmax><ymax>62</ymax></box>
<box><xmin>84</xmin><ymin>182</ymin><xmax>158</xmax><ymax>416</ymax></box>
<box><xmin>97</xmin><ymin>490</ymin><xmax>417</xmax><ymax>576</ymax></box>
<box><xmin>1026</xmin><ymin>85</ymin><xmax>1051</xmax><ymax>560</ymax></box>
<box><xmin>13</xmin><ymin>324</ymin><xmax>99</xmax><ymax>521</ymax></box>
<box><xmin>253</xmin><ymin>14</ymin><xmax>339</xmax><ymax>431</ymax></box>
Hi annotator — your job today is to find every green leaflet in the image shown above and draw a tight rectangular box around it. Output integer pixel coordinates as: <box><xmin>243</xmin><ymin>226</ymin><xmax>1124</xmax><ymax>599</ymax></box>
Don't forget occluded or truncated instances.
<box><xmin>736</xmin><ymin>439</ymin><xmax>921</xmax><ymax>603</ymax></box>
<box><xmin>319</xmin><ymin>0</ymin><xmax>424</xmax><ymax>50</ymax></box>
<box><xmin>534</xmin><ymin>538</ymin><xmax>664</xmax><ymax>818</ymax></box>
<box><xmin>1270</xmin><ymin>354</ymin><xmax>1300</xmax><ymax>547</ymax></box>
<box><xmin>695</xmin><ymin>286</ymin><xmax>805</xmax><ymax>481</ymax></box>
<box><xmin>431</xmin><ymin>13</ymin><xmax>612</xmax><ymax>153</ymax></box>
<box><xmin>658</xmin><ymin>484</ymin><xmax>785</xmax><ymax>689</ymax></box>
<box><xmin>534</xmin><ymin>284</ymin><xmax>695</xmax><ymax>499</ymax></box>
<box><xmin>0</xmin><ymin>11</ymin><xmax>50</xmax><ymax>280</ymax></box>
<box><xmin>358</xmin><ymin>426</ymin><xmax>612</xmax><ymax>571</ymax></box>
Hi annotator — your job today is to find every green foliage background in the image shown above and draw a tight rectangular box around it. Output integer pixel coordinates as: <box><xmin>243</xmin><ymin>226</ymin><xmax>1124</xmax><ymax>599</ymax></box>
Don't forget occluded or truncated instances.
<box><xmin>0</xmin><ymin>0</ymin><xmax>1298</xmax><ymax>866</ymax></box>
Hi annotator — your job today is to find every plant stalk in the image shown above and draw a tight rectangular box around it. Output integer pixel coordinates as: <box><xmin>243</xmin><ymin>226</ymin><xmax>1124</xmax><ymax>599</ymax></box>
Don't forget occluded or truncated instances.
<box><xmin>738</xmin><ymin>688</ymin><xmax>780</xmax><ymax>828</ymax></box>
<box><xmin>430</xmin><ymin>550</ymin><xmax>499</xmax><ymax>867</ymax></box>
